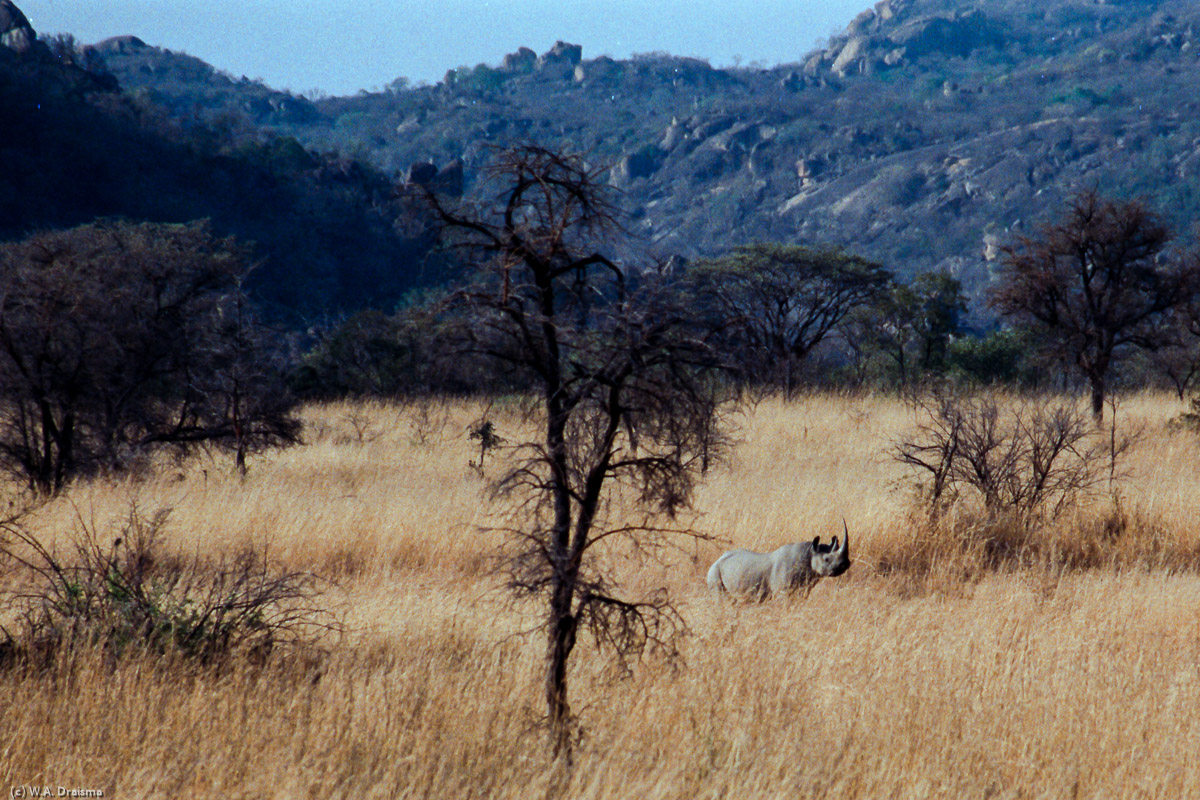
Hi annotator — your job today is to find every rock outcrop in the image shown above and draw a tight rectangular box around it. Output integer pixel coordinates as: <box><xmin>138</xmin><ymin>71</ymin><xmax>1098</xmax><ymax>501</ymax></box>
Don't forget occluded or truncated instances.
<box><xmin>404</xmin><ymin>159</ymin><xmax>464</xmax><ymax>196</ymax></box>
<box><xmin>537</xmin><ymin>41</ymin><xmax>582</xmax><ymax>79</ymax></box>
<box><xmin>574</xmin><ymin>55</ymin><xmax>619</xmax><ymax>85</ymax></box>
<box><xmin>406</xmin><ymin>161</ymin><xmax>438</xmax><ymax>185</ymax></box>
<box><xmin>610</xmin><ymin>146</ymin><xmax>663</xmax><ymax>187</ymax></box>
<box><xmin>0</xmin><ymin>0</ymin><xmax>35</xmax><ymax>53</ymax></box>
<box><xmin>500</xmin><ymin>47</ymin><xmax>536</xmax><ymax>73</ymax></box>
<box><xmin>811</xmin><ymin>1</ymin><xmax>1003</xmax><ymax>77</ymax></box>
<box><xmin>94</xmin><ymin>35</ymin><xmax>149</xmax><ymax>55</ymax></box>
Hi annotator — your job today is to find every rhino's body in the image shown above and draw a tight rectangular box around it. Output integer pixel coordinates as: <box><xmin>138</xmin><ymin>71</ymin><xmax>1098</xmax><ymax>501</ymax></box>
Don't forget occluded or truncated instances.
<box><xmin>707</xmin><ymin>526</ymin><xmax>850</xmax><ymax>600</ymax></box>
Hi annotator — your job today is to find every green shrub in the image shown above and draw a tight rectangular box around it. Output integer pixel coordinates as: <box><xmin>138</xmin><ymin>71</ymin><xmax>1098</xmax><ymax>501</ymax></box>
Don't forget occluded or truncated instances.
<box><xmin>947</xmin><ymin>328</ymin><xmax>1040</xmax><ymax>387</ymax></box>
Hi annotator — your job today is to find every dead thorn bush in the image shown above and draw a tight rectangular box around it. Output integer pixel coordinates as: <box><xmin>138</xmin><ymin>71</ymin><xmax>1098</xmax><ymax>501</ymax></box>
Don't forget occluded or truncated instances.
<box><xmin>886</xmin><ymin>392</ymin><xmax>1149</xmax><ymax>578</ymax></box>
<box><xmin>894</xmin><ymin>393</ymin><xmax>1134</xmax><ymax>523</ymax></box>
<box><xmin>0</xmin><ymin>505</ymin><xmax>341</xmax><ymax>672</ymax></box>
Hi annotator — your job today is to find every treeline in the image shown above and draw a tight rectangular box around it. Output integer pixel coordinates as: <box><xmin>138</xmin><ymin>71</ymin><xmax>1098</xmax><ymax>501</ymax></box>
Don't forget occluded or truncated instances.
<box><xmin>296</xmin><ymin>189</ymin><xmax>1200</xmax><ymax>420</ymax></box>
<box><xmin>5</xmin><ymin>140</ymin><xmax>1200</xmax><ymax>495</ymax></box>
<box><xmin>277</xmin><ymin>253</ymin><xmax>1010</xmax><ymax>398</ymax></box>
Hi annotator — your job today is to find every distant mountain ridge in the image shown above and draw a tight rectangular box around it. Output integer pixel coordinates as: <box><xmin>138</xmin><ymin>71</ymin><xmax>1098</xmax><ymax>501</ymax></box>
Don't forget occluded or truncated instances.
<box><xmin>0</xmin><ymin>1</ymin><xmax>438</xmax><ymax>322</ymax></box>
<box><xmin>27</xmin><ymin>0</ymin><xmax>1200</xmax><ymax>314</ymax></box>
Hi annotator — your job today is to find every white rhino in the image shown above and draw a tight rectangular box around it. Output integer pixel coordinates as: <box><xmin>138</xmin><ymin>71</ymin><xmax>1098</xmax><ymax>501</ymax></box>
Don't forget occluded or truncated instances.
<box><xmin>707</xmin><ymin>522</ymin><xmax>850</xmax><ymax>599</ymax></box>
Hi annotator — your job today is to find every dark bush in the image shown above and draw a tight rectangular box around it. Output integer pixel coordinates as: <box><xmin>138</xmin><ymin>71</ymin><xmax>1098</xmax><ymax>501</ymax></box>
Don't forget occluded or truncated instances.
<box><xmin>291</xmin><ymin>292</ymin><xmax>533</xmax><ymax>399</ymax></box>
<box><xmin>946</xmin><ymin>328</ymin><xmax>1042</xmax><ymax>387</ymax></box>
<box><xmin>291</xmin><ymin>310</ymin><xmax>418</xmax><ymax>397</ymax></box>
<box><xmin>0</xmin><ymin>220</ymin><xmax>301</xmax><ymax>492</ymax></box>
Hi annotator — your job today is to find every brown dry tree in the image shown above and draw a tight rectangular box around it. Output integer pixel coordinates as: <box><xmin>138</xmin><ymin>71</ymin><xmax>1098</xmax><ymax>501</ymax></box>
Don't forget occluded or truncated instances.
<box><xmin>991</xmin><ymin>191</ymin><xmax>1200</xmax><ymax>422</ymax></box>
<box><xmin>415</xmin><ymin>145</ymin><xmax>731</xmax><ymax>760</ymax></box>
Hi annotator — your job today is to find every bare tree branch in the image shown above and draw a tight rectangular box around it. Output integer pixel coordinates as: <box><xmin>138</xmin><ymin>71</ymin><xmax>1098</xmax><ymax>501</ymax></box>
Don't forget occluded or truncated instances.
<box><xmin>420</xmin><ymin>145</ymin><xmax>731</xmax><ymax>761</ymax></box>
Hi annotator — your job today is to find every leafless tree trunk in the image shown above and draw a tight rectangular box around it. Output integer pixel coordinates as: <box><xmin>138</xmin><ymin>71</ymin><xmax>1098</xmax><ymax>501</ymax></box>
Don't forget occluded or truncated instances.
<box><xmin>415</xmin><ymin>145</ymin><xmax>730</xmax><ymax>760</ymax></box>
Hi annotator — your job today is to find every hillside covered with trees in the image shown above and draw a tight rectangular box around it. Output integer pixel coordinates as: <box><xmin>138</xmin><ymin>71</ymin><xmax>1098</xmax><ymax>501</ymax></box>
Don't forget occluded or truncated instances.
<box><xmin>8</xmin><ymin>0</ymin><xmax>1200</xmax><ymax>403</ymax></box>
<box><xmin>0</xmin><ymin>1</ymin><xmax>438</xmax><ymax>322</ymax></box>
<box><xmin>86</xmin><ymin>0</ymin><xmax>1200</xmax><ymax>308</ymax></box>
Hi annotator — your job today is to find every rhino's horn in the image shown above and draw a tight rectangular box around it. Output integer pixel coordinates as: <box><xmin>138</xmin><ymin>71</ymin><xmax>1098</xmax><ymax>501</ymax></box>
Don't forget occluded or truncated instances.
<box><xmin>840</xmin><ymin>518</ymin><xmax>850</xmax><ymax>554</ymax></box>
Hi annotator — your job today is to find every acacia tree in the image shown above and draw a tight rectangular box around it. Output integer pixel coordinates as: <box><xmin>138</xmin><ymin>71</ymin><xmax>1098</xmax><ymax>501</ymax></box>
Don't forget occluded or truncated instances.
<box><xmin>198</xmin><ymin>283</ymin><xmax>302</xmax><ymax>476</ymax></box>
<box><xmin>421</xmin><ymin>145</ymin><xmax>729</xmax><ymax>759</ymax></box>
<box><xmin>844</xmin><ymin>270</ymin><xmax>967</xmax><ymax>389</ymax></box>
<box><xmin>0</xmin><ymin>220</ymin><xmax>300</xmax><ymax>493</ymax></box>
<box><xmin>991</xmin><ymin>191</ymin><xmax>1200</xmax><ymax>421</ymax></box>
<box><xmin>688</xmin><ymin>243</ymin><xmax>891</xmax><ymax>396</ymax></box>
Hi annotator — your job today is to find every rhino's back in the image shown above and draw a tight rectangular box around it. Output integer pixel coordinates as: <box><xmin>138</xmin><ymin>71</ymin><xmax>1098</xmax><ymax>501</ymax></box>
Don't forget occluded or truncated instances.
<box><xmin>768</xmin><ymin>542</ymin><xmax>817</xmax><ymax>594</ymax></box>
<box><xmin>708</xmin><ymin>548</ymin><xmax>774</xmax><ymax>597</ymax></box>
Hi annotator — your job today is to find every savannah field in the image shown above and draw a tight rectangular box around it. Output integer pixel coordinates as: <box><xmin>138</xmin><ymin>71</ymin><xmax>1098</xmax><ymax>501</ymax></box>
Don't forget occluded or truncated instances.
<box><xmin>2</xmin><ymin>392</ymin><xmax>1200</xmax><ymax>799</ymax></box>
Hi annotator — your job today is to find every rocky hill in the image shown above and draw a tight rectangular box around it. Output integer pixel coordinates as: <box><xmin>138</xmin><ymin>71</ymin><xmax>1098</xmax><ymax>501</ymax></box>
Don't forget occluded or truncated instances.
<box><xmin>0</xmin><ymin>0</ymin><xmax>439</xmax><ymax>322</ymax></box>
<box><xmin>50</xmin><ymin>0</ymin><xmax>1200</xmax><ymax>309</ymax></box>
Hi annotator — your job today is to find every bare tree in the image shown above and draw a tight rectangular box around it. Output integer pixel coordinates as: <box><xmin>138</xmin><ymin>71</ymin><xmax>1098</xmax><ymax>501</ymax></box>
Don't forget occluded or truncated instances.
<box><xmin>687</xmin><ymin>243</ymin><xmax>891</xmax><ymax>396</ymax></box>
<box><xmin>0</xmin><ymin>220</ymin><xmax>300</xmax><ymax>493</ymax></box>
<box><xmin>419</xmin><ymin>145</ymin><xmax>729</xmax><ymax>759</ymax></box>
<box><xmin>1149</xmin><ymin>292</ymin><xmax>1200</xmax><ymax>401</ymax></box>
<box><xmin>991</xmin><ymin>191</ymin><xmax>1200</xmax><ymax>422</ymax></box>
<box><xmin>1147</xmin><ymin>333</ymin><xmax>1200</xmax><ymax>401</ymax></box>
<box><xmin>195</xmin><ymin>282</ymin><xmax>302</xmax><ymax>477</ymax></box>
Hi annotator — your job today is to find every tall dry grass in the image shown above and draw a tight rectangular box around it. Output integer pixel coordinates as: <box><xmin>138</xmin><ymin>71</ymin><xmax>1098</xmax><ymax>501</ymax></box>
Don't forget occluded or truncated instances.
<box><xmin>3</xmin><ymin>392</ymin><xmax>1200</xmax><ymax>798</ymax></box>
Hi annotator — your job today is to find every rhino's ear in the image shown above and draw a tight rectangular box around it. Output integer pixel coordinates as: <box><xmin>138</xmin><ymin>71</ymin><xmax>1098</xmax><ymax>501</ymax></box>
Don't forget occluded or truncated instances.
<box><xmin>811</xmin><ymin>536</ymin><xmax>821</xmax><ymax>548</ymax></box>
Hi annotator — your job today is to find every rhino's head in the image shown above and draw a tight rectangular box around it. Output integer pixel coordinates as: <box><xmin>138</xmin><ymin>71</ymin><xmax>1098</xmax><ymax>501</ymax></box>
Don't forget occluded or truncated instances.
<box><xmin>810</xmin><ymin>520</ymin><xmax>851</xmax><ymax>577</ymax></box>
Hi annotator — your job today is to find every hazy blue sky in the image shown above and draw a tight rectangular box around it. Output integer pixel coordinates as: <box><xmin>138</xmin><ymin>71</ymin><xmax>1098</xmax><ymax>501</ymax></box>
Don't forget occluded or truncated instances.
<box><xmin>20</xmin><ymin>1</ymin><xmax>869</xmax><ymax>95</ymax></box>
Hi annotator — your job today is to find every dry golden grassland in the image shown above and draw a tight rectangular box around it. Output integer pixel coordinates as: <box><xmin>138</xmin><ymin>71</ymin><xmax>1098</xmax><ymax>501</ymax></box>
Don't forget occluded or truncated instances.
<box><xmin>3</xmin><ymin>393</ymin><xmax>1200</xmax><ymax>798</ymax></box>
